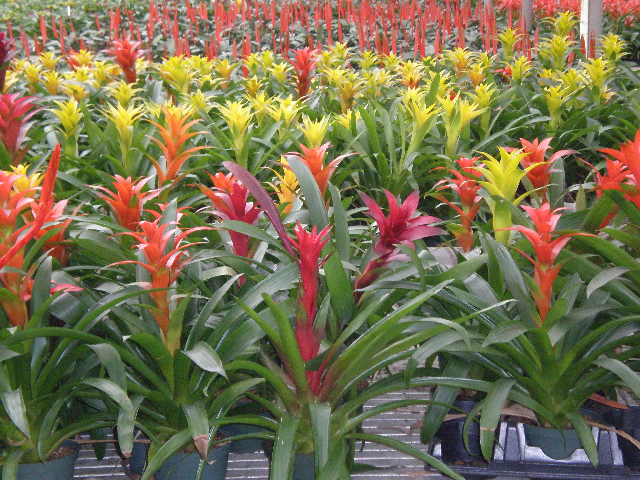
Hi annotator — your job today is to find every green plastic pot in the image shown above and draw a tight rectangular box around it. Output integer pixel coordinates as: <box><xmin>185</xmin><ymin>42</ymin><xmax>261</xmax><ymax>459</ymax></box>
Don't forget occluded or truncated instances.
<box><xmin>523</xmin><ymin>424</ymin><xmax>584</xmax><ymax>460</ymax></box>
<box><xmin>0</xmin><ymin>441</ymin><xmax>80</xmax><ymax>480</ymax></box>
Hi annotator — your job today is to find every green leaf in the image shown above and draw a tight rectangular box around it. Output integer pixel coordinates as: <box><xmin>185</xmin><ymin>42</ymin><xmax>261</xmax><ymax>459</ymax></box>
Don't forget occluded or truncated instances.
<box><xmin>421</xmin><ymin>358</ymin><xmax>470</xmax><ymax>444</ymax></box>
<box><xmin>270</xmin><ymin>414</ymin><xmax>301</xmax><ymax>480</ymax></box>
<box><xmin>262</xmin><ymin>294</ymin><xmax>311</xmax><ymax>398</ymax></box>
<box><xmin>30</xmin><ymin>256</ymin><xmax>52</xmax><ymax>328</ymax></box>
<box><xmin>1</xmin><ymin>448</ymin><xmax>25</xmax><ymax>480</ymax></box>
<box><xmin>218</xmin><ymin>220</ymin><xmax>284</xmax><ymax>251</ymax></box>
<box><xmin>328</xmin><ymin>184</ymin><xmax>350</xmax><ymax>262</ymax></box>
<box><xmin>0</xmin><ymin>388</ymin><xmax>30</xmax><ymax>438</ymax></box>
<box><xmin>287</xmin><ymin>156</ymin><xmax>329</xmax><ymax>229</ymax></box>
<box><xmin>587</xmin><ymin>267</ymin><xmax>630</xmax><ymax>298</ymax></box>
<box><xmin>566</xmin><ymin>412</ymin><xmax>598</xmax><ymax>467</ymax></box>
<box><xmin>37</xmin><ymin>392</ymin><xmax>72</xmax><ymax>460</ymax></box>
<box><xmin>186</xmin><ymin>274</ymin><xmax>241</xmax><ymax>351</ymax></box>
<box><xmin>182</xmin><ymin>401</ymin><xmax>210</xmax><ymax>459</ymax></box>
<box><xmin>309</xmin><ymin>403</ymin><xmax>331</xmax><ymax>476</ymax></box>
<box><xmin>594</xmin><ymin>357</ymin><xmax>640</xmax><ymax>399</ymax></box>
<box><xmin>347</xmin><ymin>432</ymin><xmax>464</xmax><ymax>480</ymax></box>
<box><xmin>183</xmin><ymin>342</ymin><xmax>227</xmax><ymax>378</ymax></box>
<box><xmin>323</xmin><ymin>252</ymin><xmax>356</xmax><ymax>328</ymax></box>
<box><xmin>127</xmin><ymin>333</ymin><xmax>174</xmax><ymax>391</ymax></box>
<box><xmin>317</xmin><ymin>441</ymin><xmax>348</xmax><ymax>480</ymax></box>
<box><xmin>89</xmin><ymin>343</ymin><xmax>127</xmax><ymax>391</ymax></box>
<box><xmin>482</xmin><ymin>321</ymin><xmax>528</xmax><ymax>347</ymax></box>
<box><xmin>581</xmin><ymin>193</ymin><xmax>618</xmax><ymax>233</ymax></box>
<box><xmin>481</xmin><ymin>234</ymin><xmax>539</xmax><ymax>328</ymax></box>
<box><xmin>82</xmin><ymin>378</ymin><xmax>136</xmax><ymax>457</ymax></box>
<box><xmin>479</xmin><ymin>379</ymin><xmax>514</xmax><ymax>460</ymax></box>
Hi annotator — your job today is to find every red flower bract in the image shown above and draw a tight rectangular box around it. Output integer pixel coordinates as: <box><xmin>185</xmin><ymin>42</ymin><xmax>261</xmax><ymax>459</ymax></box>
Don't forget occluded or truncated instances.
<box><xmin>288</xmin><ymin>221</ymin><xmax>331</xmax><ymax>393</ymax></box>
<box><xmin>508</xmin><ymin>203</ymin><xmax>582</xmax><ymax>326</ymax></box>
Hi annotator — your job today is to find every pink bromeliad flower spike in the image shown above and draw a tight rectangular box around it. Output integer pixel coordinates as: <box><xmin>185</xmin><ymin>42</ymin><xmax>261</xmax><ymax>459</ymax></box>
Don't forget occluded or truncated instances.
<box><xmin>355</xmin><ymin>190</ymin><xmax>442</xmax><ymax>302</ymax></box>
<box><xmin>288</xmin><ymin>221</ymin><xmax>332</xmax><ymax>393</ymax></box>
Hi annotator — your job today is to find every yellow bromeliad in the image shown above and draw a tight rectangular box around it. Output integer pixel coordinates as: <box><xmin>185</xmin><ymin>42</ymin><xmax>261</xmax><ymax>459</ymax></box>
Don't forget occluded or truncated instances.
<box><xmin>218</xmin><ymin>100</ymin><xmax>253</xmax><ymax>161</ymax></box>
<box><xmin>38</xmin><ymin>52</ymin><xmax>61</xmax><ymax>71</ymax></box>
<box><xmin>10</xmin><ymin>165</ymin><xmax>43</xmax><ymax>197</ymax></box>
<box><xmin>158</xmin><ymin>56</ymin><xmax>193</xmax><ymax>93</ymax></box>
<box><xmin>474</xmin><ymin>148</ymin><xmax>530</xmax><ymax>244</ymax></box>
<box><xmin>103</xmin><ymin>103</ymin><xmax>145</xmax><ymax>173</ymax></box>
<box><xmin>266</xmin><ymin>95</ymin><xmax>301</xmax><ymax>129</ymax></box>
<box><xmin>51</xmin><ymin>98</ymin><xmax>83</xmax><ymax>138</ymax></box>
<box><xmin>269</xmin><ymin>158</ymin><xmax>300</xmax><ymax>214</ymax></box>
<box><xmin>42</xmin><ymin>71</ymin><xmax>63</xmax><ymax>95</ymax></box>
<box><xmin>301</xmin><ymin>115</ymin><xmax>331</xmax><ymax>147</ymax></box>
<box><xmin>334</xmin><ymin>109</ymin><xmax>360</xmax><ymax>130</ymax></box>
<box><xmin>92</xmin><ymin>60</ymin><xmax>120</xmax><ymax>87</ymax></box>
<box><xmin>107</xmin><ymin>80</ymin><xmax>141</xmax><ymax>106</ymax></box>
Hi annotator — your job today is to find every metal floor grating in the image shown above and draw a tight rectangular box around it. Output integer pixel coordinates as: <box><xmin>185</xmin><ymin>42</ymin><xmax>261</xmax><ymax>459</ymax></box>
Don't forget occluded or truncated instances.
<box><xmin>73</xmin><ymin>390</ymin><xmax>457</xmax><ymax>479</ymax></box>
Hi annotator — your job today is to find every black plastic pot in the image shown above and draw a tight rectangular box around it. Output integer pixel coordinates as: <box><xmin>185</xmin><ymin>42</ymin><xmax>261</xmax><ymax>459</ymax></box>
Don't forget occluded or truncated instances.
<box><xmin>154</xmin><ymin>441</ymin><xmax>231</xmax><ymax>480</ymax></box>
<box><xmin>605</xmin><ymin>406</ymin><xmax>640</xmax><ymax>468</ymax></box>
<box><xmin>0</xmin><ymin>441</ymin><xmax>80</xmax><ymax>480</ymax></box>
<box><xmin>264</xmin><ymin>440</ymin><xmax>316</xmax><ymax>480</ymax></box>
<box><xmin>128</xmin><ymin>432</ymin><xmax>230</xmax><ymax>479</ymax></box>
<box><xmin>220</xmin><ymin>421</ymin><xmax>267</xmax><ymax>454</ymax></box>
<box><xmin>435</xmin><ymin>400</ymin><xmax>485</xmax><ymax>464</ymax></box>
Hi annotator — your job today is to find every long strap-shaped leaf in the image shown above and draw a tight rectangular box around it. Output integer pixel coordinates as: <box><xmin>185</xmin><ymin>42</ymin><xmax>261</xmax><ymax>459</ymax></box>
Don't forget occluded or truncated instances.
<box><xmin>0</xmin><ymin>388</ymin><xmax>30</xmax><ymax>438</ymax></box>
<box><xmin>1</xmin><ymin>448</ymin><xmax>25</xmax><ymax>480</ymax></box>
<box><xmin>347</xmin><ymin>432</ymin><xmax>464</xmax><ymax>480</ymax></box>
<box><xmin>223</xmin><ymin>161</ymin><xmax>294</xmax><ymax>256</ymax></box>
<box><xmin>566</xmin><ymin>411</ymin><xmax>598</xmax><ymax>467</ymax></box>
<box><xmin>479</xmin><ymin>378</ymin><xmax>515</xmax><ymax>460</ymax></box>
<box><xmin>309</xmin><ymin>402</ymin><xmax>331</xmax><ymax>477</ymax></box>
<box><xmin>83</xmin><ymin>378</ymin><xmax>136</xmax><ymax>457</ymax></box>
<box><xmin>270</xmin><ymin>414</ymin><xmax>301</xmax><ymax>480</ymax></box>
<box><xmin>262</xmin><ymin>293</ymin><xmax>312</xmax><ymax>400</ymax></box>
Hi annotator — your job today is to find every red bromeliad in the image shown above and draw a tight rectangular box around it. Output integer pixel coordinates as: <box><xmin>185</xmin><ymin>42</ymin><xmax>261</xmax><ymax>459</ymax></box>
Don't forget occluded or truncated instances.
<box><xmin>600</xmin><ymin>127</ymin><xmax>640</xmax><ymax>190</ymax></box>
<box><xmin>436</xmin><ymin>156</ymin><xmax>483</xmax><ymax>252</ymax></box>
<box><xmin>285</xmin><ymin>142</ymin><xmax>349</xmax><ymax>201</ymax></box>
<box><xmin>508</xmin><ymin>203</ymin><xmax>579</xmax><ymax>326</ymax></box>
<box><xmin>355</xmin><ymin>190</ymin><xmax>442</xmax><ymax>301</ymax></box>
<box><xmin>0</xmin><ymin>93</ymin><xmax>40</xmax><ymax>166</ymax></box>
<box><xmin>586</xmin><ymin>128</ymin><xmax>640</xmax><ymax>226</ymax></box>
<box><xmin>148</xmin><ymin>106</ymin><xmax>209</xmax><ymax>193</ymax></box>
<box><xmin>287</xmin><ymin>47</ymin><xmax>318</xmax><ymax>98</ymax></box>
<box><xmin>112</xmin><ymin>218</ymin><xmax>210</xmax><ymax>350</ymax></box>
<box><xmin>94</xmin><ymin>175</ymin><xmax>160</xmax><ymax>231</ymax></box>
<box><xmin>31</xmin><ymin>199</ymin><xmax>77</xmax><ymax>267</ymax></box>
<box><xmin>0</xmin><ymin>145</ymin><xmax>78</xmax><ymax>329</ymax></box>
<box><xmin>509</xmin><ymin>137</ymin><xmax>574</xmax><ymax>201</ymax></box>
<box><xmin>288</xmin><ymin>221</ymin><xmax>332</xmax><ymax>393</ymax></box>
<box><xmin>199</xmin><ymin>172</ymin><xmax>262</xmax><ymax>258</ymax></box>
<box><xmin>107</xmin><ymin>36</ymin><xmax>144</xmax><ymax>83</ymax></box>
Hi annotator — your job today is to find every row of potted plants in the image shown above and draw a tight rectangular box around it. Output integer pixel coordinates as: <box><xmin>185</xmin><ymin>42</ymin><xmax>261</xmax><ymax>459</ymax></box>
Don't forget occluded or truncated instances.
<box><xmin>2</xmin><ymin>8</ymin><xmax>640</xmax><ymax>480</ymax></box>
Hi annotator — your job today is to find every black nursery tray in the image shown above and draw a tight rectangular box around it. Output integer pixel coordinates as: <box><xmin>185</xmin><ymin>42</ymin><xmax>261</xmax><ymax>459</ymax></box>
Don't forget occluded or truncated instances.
<box><xmin>427</xmin><ymin>422</ymin><xmax>640</xmax><ymax>480</ymax></box>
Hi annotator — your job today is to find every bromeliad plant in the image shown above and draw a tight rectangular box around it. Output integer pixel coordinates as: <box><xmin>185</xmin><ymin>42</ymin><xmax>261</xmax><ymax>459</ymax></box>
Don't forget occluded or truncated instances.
<box><xmin>219</xmin><ymin>160</ymin><xmax>481</xmax><ymax>480</ymax></box>
<box><xmin>413</xmin><ymin>201</ymin><xmax>640</xmax><ymax>466</ymax></box>
<box><xmin>0</xmin><ymin>145</ymin><xmax>139</xmax><ymax>477</ymax></box>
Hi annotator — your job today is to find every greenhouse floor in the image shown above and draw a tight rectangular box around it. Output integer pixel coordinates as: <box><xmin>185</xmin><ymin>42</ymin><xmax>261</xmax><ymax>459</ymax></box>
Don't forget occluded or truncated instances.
<box><xmin>73</xmin><ymin>389</ymin><xmax>526</xmax><ymax>480</ymax></box>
